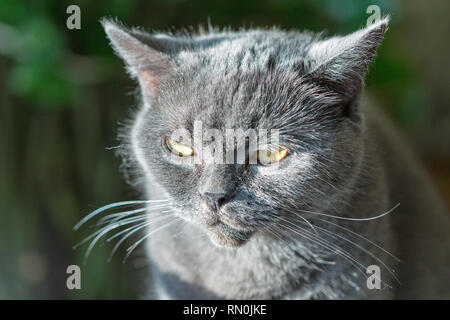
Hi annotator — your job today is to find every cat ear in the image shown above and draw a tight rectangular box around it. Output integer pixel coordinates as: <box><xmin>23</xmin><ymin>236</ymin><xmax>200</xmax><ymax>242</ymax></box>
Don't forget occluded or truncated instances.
<box><xmin>307</xmin><ymin>17</ymin><xmax>389</xmax><ymax>102</ymax></box>
<box><xmin>102</xmin><ymin>19</ymin><xmax>176</xmax><ymax>93</ymax></box>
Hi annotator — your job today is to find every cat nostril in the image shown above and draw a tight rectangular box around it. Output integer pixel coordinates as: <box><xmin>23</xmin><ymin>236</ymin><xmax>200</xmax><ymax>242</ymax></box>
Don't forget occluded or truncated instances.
<box><xmin>202</xmin><ymin>192</ymin><xmax>226</xmax><ymax>211</ymax></box>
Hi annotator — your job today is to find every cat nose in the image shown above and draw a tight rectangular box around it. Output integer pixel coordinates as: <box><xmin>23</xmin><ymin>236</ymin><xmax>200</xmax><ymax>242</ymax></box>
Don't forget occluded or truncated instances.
<box><xmin>201</xmin><ymin>192</ymin><xmax>227</xmax><ymax>211</ymax></box>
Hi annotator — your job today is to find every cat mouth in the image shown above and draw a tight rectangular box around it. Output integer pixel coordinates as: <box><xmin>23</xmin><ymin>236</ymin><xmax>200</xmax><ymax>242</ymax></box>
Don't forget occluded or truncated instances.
<box><xmin>206</xmin><ymin>221</ymin><xmax>252</xmax><ymax>248</ymax></box>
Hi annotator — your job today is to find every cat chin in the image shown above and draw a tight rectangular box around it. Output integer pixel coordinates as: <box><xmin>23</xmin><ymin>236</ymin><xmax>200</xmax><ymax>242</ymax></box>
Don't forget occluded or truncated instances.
<box><xmin>206</xmin><ymin>222</ymin><xmax>252</xmax><ymax>248</ymax></box>
<box><xmin>207</xmin><ymin>231</ymin><xmax>247</xmax><ymax>248</ymax></box>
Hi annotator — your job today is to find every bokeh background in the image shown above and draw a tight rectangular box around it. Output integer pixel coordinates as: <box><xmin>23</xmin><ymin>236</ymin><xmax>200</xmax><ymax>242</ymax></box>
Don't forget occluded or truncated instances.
<box><xmin>0</xmin><ymin>0</ymin><xmax>449</xmax><ymax>299</ymax></box>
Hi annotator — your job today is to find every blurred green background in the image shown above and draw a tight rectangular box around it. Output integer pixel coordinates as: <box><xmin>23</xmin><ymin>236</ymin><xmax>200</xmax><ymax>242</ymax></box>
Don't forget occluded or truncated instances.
<box><xmin>0</xmin><ymin>0</ymin><xmax>449</xmax><ymax>299</ymax></box>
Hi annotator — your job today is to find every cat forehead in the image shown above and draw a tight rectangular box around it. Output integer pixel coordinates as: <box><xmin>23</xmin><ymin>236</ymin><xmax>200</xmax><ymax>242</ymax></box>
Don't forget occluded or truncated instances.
<box><xmin>157</xmin><ymin>94</ymin><xmax>260</xmax><ymax>132</ymax></box>
<box><xmin>175</xmin><ymin>30</ymin><xmax>315</xmax><ymax>71</ymax></box>
<box><xmin>147</xmin><ymin>30</ymin><xmax>341</xmax><ymax>131</ymax></box>
<box><xmin>155</xmin><ymin>71</ymin><xmax>314</xmax><ymax>135</ymax></box>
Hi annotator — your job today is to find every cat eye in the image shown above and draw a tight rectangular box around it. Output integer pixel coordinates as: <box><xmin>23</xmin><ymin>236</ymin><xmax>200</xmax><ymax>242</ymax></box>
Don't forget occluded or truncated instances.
<box><xmin>165</xmin><ymin>137</ymin><xmax>194</xmax><ymax>157</ymax></box>
<box><xmin>257</xmin><ymin>147</ymin><xmax>289</xmax><ymax>165</ymax></box>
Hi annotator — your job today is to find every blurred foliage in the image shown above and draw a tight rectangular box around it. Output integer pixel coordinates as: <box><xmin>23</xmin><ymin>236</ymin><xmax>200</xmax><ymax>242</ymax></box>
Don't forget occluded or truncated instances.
<box><xmin>0</xmin><ymin>0</ymin><xmax>446</xmax><ymax>299</ymax></box>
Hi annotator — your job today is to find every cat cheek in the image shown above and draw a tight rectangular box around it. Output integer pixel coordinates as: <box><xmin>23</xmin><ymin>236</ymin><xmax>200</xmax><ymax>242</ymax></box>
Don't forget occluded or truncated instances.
<box><xmin>254</xmin><ymin>163</ymin><xmax>287</xmax><ymax>176</ymax></box>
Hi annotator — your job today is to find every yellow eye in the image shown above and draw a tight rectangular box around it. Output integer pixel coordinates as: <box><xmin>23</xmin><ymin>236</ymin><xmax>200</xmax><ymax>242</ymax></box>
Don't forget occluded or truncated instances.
<box><xmin>165</xmin><ymin>137</ymin><xmax>194</xmax><ymax>157</ymax></box>
<box><xmin>257</xmin><ymin>147</ymin><xmax>289</xmax><ymax>165</ymax></box>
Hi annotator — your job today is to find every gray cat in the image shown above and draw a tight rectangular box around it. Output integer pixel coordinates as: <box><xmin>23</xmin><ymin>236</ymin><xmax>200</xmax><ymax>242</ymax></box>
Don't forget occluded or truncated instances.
<box><xmin>100</xmin><ymin>17</ymin><xmax>450</xmax><ymax>299</ymax></box>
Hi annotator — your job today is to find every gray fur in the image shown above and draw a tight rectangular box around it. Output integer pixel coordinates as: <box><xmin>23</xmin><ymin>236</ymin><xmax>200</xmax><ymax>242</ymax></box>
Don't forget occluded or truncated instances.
<box><xmin>103</xmin><ymin>17</ymin><xmax>450</xmax><ymax>299</ymax></box>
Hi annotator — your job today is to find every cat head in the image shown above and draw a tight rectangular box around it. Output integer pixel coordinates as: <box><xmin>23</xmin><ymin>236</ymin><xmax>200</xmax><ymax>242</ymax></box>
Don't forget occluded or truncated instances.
<box><xmin>103</xmin><ymin>18</ymin><xmax>388</xmax><ymax>248</ymax></box>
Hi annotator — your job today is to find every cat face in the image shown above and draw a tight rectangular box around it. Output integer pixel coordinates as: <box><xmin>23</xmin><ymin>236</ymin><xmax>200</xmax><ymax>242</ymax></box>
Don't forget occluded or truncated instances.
<box><xmin>104</xmin><ymin>18</ymin><xmax>388</xmax><ymax>247</ymax></box>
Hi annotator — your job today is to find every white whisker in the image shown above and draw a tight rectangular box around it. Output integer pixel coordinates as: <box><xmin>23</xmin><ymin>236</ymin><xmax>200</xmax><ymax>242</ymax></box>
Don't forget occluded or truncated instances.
<box><xmin>123</xmin><ymin>218</ymin><xmax>180</xmax><ymax>263</ymax></box>
<box><xmin>298</xmin><ymin>203</ymin><xmax>400</xmax><ymax>222</ymax></box>
<box><xmin>312</xmin><ymin>217</ymin><xmax>400</xmax><ymax>262</ymax></box>
<box><xmin>290</xmin><ymin>216</ymin><xmax>400</xmax><ymax>284</ymax></box>
<box><xmin>107</xmin><ymin>214</ymin><xmax>176</xmax><ymax>262</ymax></box>
<box><xmin>275</xmin><ymin>206</ymin><xmax>318</xmax><ymax>234</ymax></box>
<box><xmin>96</xmin><ymin>204</ymin><xmax>172</xmax><ymax>226</ymax></box>
<box><xmin>277</xmin><ymin>220</ymin><xmax>368</xmax><ymax>279</ymax></box>
<box><xmin>74</xmin><ymin>215</ymin><xmax>149</xmax><ymax>250</ymax></box>
<box><xmin>74</xmin><ymin>199</ymin><xmax>170</xmax><ymax>230</ymax></box>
